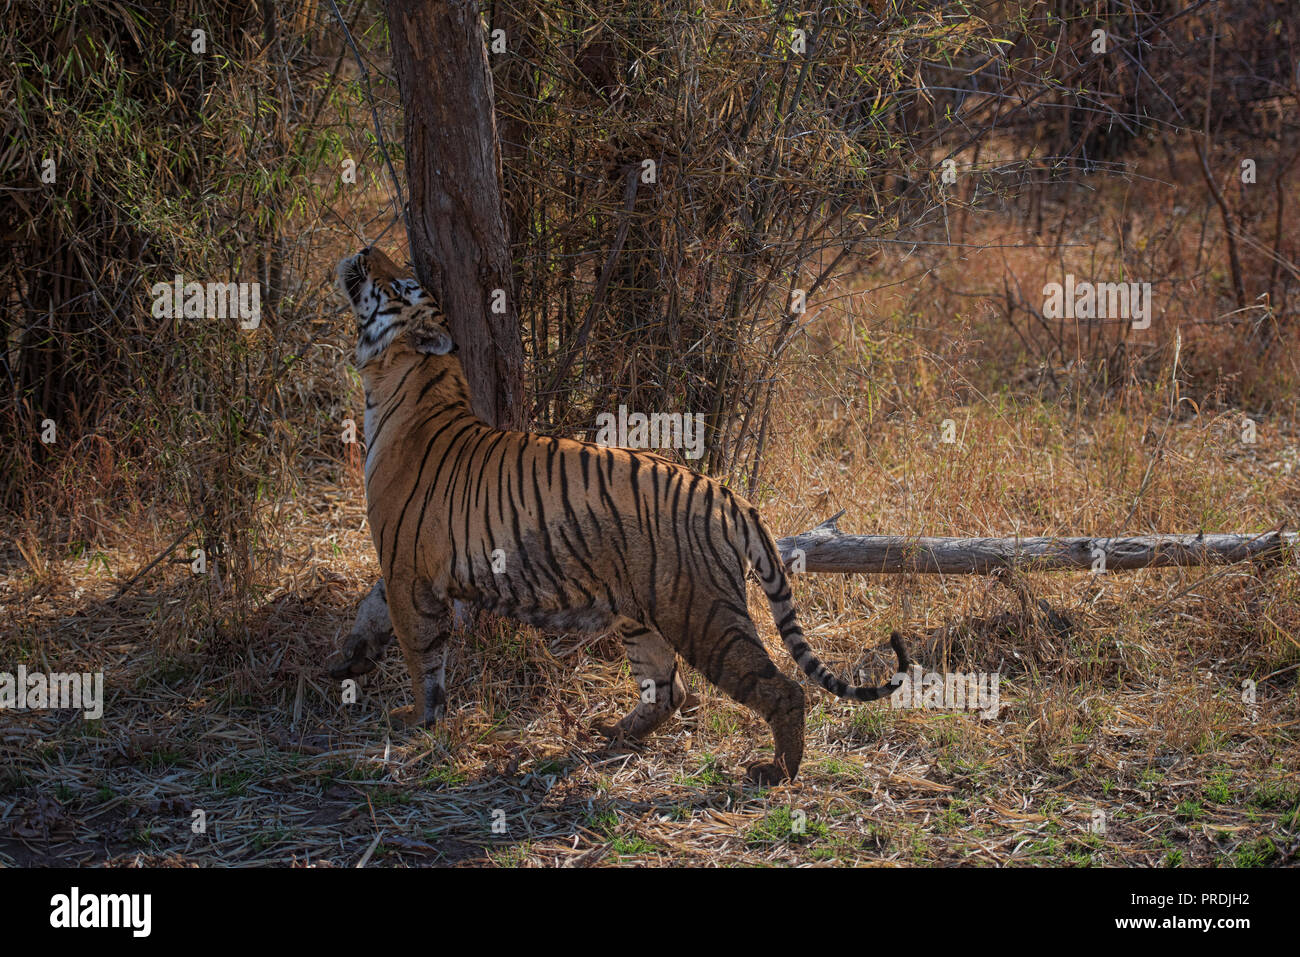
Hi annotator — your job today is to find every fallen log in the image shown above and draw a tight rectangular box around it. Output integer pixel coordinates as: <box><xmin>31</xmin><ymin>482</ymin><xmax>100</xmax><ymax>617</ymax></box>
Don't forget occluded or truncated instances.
<box><xmin>332</xmin><ymin>513</ymin><xmax>1294</xmax><ymax>668</ymax></box>
<box><xmin>776</xmin><ymin>511</ymin><xmax>1296</xmax><ymax>575</ymax></box>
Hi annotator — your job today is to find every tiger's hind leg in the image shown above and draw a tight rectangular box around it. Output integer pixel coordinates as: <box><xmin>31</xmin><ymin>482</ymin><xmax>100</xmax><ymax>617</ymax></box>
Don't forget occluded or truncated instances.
<box><xmin>594</xmin><ymin>619</ymin><xmax>688</xmax><ymax>742</ymax></box>
<box><xmin>386</xmin><ymin>581</ymin><xmax>453</xmax><ymax>728</ymax></box>
<box><xmin>675</xmin><ymin>610</ymin><xmax>805</xmax><ymax>785</ymax></box>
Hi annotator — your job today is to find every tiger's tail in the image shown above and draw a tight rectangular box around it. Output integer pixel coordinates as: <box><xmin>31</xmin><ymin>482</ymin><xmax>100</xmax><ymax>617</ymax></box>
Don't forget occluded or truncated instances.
<box><xmin>744</xmin><ymin>509</ymin><xmax>909</xmax><ymax>702</ymax></box>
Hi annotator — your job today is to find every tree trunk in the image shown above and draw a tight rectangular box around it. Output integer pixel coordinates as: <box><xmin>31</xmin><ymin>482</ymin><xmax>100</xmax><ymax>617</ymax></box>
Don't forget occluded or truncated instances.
<box><xmin>384</xmin><ymin>0</ymin><xmax>525</xmax><ymax>430</ymax></box>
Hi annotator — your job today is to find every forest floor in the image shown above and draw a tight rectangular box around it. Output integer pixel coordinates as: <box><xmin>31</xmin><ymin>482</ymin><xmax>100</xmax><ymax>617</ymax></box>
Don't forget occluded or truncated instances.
<box><xmin>3</xmin><ymin>384</ymin><xmax>1297</xmax><ymax>866</ymax></box>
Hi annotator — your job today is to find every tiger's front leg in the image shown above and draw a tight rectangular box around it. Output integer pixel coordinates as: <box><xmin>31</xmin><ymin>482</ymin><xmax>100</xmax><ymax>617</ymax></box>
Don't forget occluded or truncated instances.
<box><xmin>386</xmin><ymin>581</ymin><xmax>453</xmax><ymax>728</ymax></box>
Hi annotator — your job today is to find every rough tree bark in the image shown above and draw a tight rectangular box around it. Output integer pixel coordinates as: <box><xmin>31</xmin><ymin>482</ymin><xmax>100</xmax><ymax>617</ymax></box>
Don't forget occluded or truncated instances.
<box><xmin>383</xmin><ymin>0</ymin><xmax>525</xmax><ymax>430</ymax></box>
<box><xmin>353</xmin><ymin>1</ymin><xmax>525</xmax><ymax>632</ymax></box>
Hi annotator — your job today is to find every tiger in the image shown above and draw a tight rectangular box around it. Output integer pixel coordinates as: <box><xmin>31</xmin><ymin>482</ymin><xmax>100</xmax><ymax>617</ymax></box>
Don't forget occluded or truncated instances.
<box><xmin>332</xmin><ymin>246</ymin><xmax>909</xmax><ymax>783</ymax></box>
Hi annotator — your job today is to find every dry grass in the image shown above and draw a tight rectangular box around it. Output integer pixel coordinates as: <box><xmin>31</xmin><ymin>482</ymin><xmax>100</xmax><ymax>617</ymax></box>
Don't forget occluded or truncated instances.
<box><xmin>1</xmin><ymin>481</ymin><xmax>1295</xmax><ymax>866</ymax></box>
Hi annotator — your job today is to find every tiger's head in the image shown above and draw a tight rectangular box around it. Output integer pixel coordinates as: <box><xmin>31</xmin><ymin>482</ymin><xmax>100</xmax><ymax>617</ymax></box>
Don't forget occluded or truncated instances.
<box><xmin>336</xmin><ymin>247</ymin><xmax>459</xmax><ymax>367</ymax></box>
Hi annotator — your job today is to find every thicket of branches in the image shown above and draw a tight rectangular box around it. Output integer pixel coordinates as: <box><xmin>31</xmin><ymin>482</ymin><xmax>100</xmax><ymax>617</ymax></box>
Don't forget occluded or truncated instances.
<box><xmin>1</xmin><ymin>0</ymin><xmax>385</xmax><ymax>623</ymax></box>
<box><xmin>491</xmin><ymin>3</ymin><xmax>988</xmax><ymax>484</ymax></box>
<box><xmin>492</xmin><ymin>0</ymin><xmax>1296</xmax><ymax>484</ymax></box>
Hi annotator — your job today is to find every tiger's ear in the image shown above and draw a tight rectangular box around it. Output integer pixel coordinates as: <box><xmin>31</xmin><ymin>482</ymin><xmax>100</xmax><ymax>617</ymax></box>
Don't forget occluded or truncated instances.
<box><xmin>410</xmin><ymin>327</ymin><xmax>457</xmax><ymax>356</ymax></box>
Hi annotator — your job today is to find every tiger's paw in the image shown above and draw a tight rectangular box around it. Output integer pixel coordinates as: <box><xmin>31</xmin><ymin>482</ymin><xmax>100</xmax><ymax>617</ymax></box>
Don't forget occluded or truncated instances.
<box><xmin>390</xmin><ymin>697</ymin><xmax>446</xmax><ymax>729</ymax></box>
<box><xmin>388</xmin><ymin>705</ymin><xmax>418</xmax><ymax>727</ymax></box>
<box><xmin>744</xmin><ymin>761</ymin><xmax>791</xmax><ymax>786</ymax></box>
<box><xmin>591</xmin><ymin>719</ymin><xmax>627</xmax><ymax>743</ymax></box>
<box><xmin>326</xmin><ymin>634</ymin><xmax>382</xmax><ymax>679</ymax></box>
<box><xmin>593</xmin><ymin>720</ymin><xmax>650</xmax><ymax>753</ymax></box>
<box><xmin>326</xmin><ymin>653</ymin><xmax>378</xmax><ymax>680</ymax></box>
